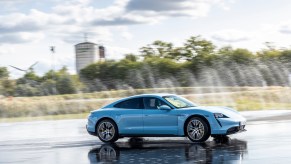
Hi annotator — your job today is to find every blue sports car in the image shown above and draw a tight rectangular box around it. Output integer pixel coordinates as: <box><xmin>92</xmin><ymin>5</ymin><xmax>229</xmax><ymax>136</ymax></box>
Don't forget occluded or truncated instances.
<box><xmin>86</xmin><ymin>94</ymin><xmax>246</xmax><ymax>143</ymax></box>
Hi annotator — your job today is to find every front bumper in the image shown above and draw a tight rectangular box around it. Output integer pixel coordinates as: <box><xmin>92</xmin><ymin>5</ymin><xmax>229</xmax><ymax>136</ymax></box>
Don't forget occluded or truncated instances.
<box><xmin>211</xmin><ymin>117</ymin><xmax>247</xmax><ymax>135</ymax></box>
<box><xmin>226</xmin><ymin>124</ymin><xmax>246</xmax><ymax>135</ymax></box>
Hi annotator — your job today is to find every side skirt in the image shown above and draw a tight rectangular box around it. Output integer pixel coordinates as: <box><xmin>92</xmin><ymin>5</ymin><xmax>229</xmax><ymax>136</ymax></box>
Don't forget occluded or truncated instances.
<box><xmin>119</xmin><ymin>134</ymin><xmax>185</xmax><ymax>137</ymax></box>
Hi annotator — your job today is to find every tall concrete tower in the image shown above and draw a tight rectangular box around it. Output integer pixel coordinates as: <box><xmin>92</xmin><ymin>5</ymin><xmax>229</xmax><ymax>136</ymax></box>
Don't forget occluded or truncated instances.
<box><xmin>75</xmin><ymin>42</ymin><xmax>105</xmax><ymax>73</ymax></box>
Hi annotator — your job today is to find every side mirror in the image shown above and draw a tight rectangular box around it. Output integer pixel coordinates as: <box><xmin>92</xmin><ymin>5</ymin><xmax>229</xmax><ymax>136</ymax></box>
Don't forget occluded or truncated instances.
<box><xmin>159</xmin><ymin>105</ymin><xmax>171</xmax><ymax>110</ymax></box>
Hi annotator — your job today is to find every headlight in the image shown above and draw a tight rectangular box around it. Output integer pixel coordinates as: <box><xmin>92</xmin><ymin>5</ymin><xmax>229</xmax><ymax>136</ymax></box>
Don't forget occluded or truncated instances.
<box><xmin>214</xmin><ymin>113</ymin><xmax>229</xmax><ymax>118</ymax></box>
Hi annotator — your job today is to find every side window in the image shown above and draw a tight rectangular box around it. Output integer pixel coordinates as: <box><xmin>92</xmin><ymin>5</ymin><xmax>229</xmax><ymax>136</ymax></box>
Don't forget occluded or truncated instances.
<box><xmin>114</xmin><ymin>98</ymin><xmax>144</xmax><ymax>109</ymax></box>
<box><xmin>144</xmin><ymin>97</ymin><xmax>168</xmax><ymax>109</ymax></box>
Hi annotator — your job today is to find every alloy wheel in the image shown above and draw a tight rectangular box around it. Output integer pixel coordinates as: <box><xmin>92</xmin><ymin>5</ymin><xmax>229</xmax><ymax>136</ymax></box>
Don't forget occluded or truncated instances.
<box><xmin>187</xmin><ymin>119</ymin><xmax>205</xmax><ymax>141</ymax></box>
<box><xmin>98</xmin><ymin>121</ymin><xmax>115</xmax><ymax>141</ymax></box>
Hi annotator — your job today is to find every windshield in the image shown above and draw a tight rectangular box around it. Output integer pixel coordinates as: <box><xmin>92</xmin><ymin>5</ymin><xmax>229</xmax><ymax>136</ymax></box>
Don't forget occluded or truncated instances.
<box><xmin>163</xmin><ymin>95</ymin><xmax>197</xmax><ymax>108</ymax></box>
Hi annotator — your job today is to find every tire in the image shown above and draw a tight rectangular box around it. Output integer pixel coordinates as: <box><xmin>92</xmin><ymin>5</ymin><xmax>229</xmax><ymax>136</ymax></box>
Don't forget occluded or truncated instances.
<box><xmin>96</xmin><ymin>119</ymin><xmax>119</xmax><ymax>143</ymax></box>
<box><xmin>185</xmin><ymin>117</ymin><xmax>210</xmax><ymax>142</ymax></box>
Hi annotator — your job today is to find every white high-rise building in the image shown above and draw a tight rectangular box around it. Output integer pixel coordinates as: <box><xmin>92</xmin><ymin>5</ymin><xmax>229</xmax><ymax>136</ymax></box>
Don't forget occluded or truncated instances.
<box><xmin>75</xmin><ymin>42</ymin><xmax>105</xmax><ymax>73</ymax></box>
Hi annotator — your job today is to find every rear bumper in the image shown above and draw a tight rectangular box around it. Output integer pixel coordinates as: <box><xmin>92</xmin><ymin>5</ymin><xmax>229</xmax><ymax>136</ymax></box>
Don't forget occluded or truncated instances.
<box><xmin>86</xmin><ymin>125</ymin><xmax>97</xmax><ymax>136</ymax></box>
<box><xmin>87</xmin><ymin>114</ymin><xmax>98</xmax><ymax>135</ymax></box>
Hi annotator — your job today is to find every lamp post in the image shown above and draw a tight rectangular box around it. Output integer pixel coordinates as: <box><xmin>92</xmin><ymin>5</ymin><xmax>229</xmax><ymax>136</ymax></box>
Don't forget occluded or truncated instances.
<box><xmin>50</xmin><ymin>46</ymin><xmax>55</xmax><ymax>73</ymax></box>
<box><xmin>50</xmin><ymin>46</ymin><xmax>57</xmax><ymax>94</ymax></box>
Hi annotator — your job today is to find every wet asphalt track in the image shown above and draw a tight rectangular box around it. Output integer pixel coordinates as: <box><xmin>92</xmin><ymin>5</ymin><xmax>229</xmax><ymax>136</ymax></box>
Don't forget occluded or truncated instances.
<box><xmin>1</xmin><ymin>111</ymin><xmax>291</xmax><ymax>164</ymax></box>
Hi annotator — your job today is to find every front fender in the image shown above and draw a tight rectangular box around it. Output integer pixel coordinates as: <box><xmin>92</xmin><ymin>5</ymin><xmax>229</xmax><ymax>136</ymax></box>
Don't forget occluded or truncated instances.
<box><xmin>177</xmin><ymin>111</ymin><xmax>220</xmax><ymax>136</ymax></box>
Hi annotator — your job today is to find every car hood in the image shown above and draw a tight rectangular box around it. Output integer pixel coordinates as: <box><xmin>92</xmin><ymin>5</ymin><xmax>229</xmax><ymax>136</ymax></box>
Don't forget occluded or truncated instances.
<box><xmin>186</xmin><ymin>106</ymin><xmax>244</xmax><ymax>120</ymax></box>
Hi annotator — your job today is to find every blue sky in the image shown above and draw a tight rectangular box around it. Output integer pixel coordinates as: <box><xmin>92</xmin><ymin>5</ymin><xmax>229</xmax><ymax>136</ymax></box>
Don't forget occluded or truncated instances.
<box><xmin>1</xmin><ymin>0</ymin><xmax>291</xmax><ymax>78</ymax></box>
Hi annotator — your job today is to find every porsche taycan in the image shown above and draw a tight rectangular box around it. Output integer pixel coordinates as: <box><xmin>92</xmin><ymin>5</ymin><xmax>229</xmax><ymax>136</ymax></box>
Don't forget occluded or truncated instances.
<box><xmin>86</xmin><ymin>94</ymin><xmax>246</xmax><ymax>143</ymax></box>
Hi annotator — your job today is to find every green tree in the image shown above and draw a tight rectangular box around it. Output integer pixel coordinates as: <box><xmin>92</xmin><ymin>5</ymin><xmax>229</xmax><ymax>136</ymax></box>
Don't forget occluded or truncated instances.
<box><xmin>229</xmin><ymin>48</ymin><xmax>254</xmax><ymax>64</ymax></box>
<box><xmin>140</xmin><ymin>40</ymin><xmax>174</xmax><ymax>59</ymax></box>
<box><xmin>41</xmin><ymin>79</ymin><xmax>57</xmax><ymax>95</ymax></box>
<box><xmin>0</xmin><ymin>67</ymin><xmax>9</xmax><ymax>79</ymax></box>
<box><xmin>183</xmin><ymin>36</ymin><xmax>216</xmax><ymax>61</ymax></box>
<box><xmin>56</xmin><ymin>75</ymin><xmax>77</xmax><ymax>94</ymax></box>
<box><xmin>15</xmin><ymin>84</ymin><xmax>42</xmax><ymax>96</ymax></box>
<box><xmin>218</xmin><ymin>47</ymin><xmax>254</xmax><ymax>64</ymax></box>
<box><xmin>0</xmin><ymin>79</ymin><xmax>16</xmax><ymax>96</ymax></box>
<box><xmin>42</xmin><ymin>70</ymin><xmax>58</xmax><ymax>81</ymax></box>
<box><xmin>125</xmin><ymin>54</ymin><xmax>139</xmax><ymax>62</ymax></box>
<box><xmin>279</xmin><ymin>50</ymin><xmax>291</xmax><ymax>63</ymax></box>
<box><xmin>24</xmin><ymin>70</ymin><xmax>40</xmax><ymax>82</ymax></box>
<box><xmin>53</xmin><ymin>66</ymin><xmax>78</xmax><ymax>94</ymax></box>
<box><xmin>0</xmin><ymin>67</ymin><xmax>11</xmax><ymax>95</ymax></box>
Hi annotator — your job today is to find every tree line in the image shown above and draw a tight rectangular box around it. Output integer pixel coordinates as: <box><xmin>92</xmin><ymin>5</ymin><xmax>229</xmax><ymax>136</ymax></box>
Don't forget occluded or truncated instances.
<box><xmin>81</xmin><ymin>36</ymin><xmax>291</xmax><ymax>91</ymax></box>
<box><xmin>1</xmin><ymin>36</ymin><xmax>291</xmax><ymax>97</ymax></box>
<box><xmin>0</xmin><ymin>67</ymin><xmax>81</xmax><ymax>96</ymax></box>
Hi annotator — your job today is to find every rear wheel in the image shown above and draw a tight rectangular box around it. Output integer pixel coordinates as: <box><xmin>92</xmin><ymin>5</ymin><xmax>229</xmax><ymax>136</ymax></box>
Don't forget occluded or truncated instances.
<box><xmin>96</xmin><ymin>119</ymin><xmax>118</xmax><ymax>143</ymax></box>
<box><xmin>186</xmin><ymin>117</ymin><xmax>210</xmax><ymax>142</ymax></box>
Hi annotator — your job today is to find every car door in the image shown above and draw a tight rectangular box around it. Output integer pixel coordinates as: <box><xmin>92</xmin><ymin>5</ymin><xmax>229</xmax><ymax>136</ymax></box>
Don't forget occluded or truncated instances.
<box><xmin>143</xmin><ymin>97</ymin><xmax>178</xmax><ymax>135</ymax></box>
<box><xmin>113</xmin><ymin>98</ymin><xmax>144</xmax><ymax>134</ymax></box>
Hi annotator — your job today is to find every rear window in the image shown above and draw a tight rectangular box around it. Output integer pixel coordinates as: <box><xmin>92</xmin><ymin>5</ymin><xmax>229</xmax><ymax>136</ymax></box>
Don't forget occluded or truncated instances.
<box><xmin>114</xmin><ymin>98</ymin><xmax>144</xmax><ymax>109</ymax></box>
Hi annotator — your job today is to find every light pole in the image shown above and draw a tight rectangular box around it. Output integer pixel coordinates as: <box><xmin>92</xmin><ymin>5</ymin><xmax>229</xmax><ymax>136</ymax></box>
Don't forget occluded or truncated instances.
<box><xmin>50</xmin><ymin>46</ymin><xmax>57</xmax><ymax>94</ymax></box>
<box><xmin>50</xmin><ymin>46</ymin><xmax>55</xmax><ymax>73</ymax></box>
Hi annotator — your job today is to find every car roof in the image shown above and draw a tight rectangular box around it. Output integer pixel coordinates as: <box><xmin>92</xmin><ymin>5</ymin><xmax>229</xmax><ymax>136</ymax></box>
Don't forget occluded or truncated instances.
<box><xmin>130</xmin><ymin>93</ymin><xmax>175</xmax><ymax>98</ymax></box>
<box><xmin>102</xmin><ymin>93</ymin><xmax>176</xmax><ymax>108</ymax></box>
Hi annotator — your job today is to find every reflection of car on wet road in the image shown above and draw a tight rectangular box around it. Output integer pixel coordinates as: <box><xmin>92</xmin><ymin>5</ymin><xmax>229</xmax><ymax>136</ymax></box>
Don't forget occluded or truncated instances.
<box><xmin>86</xmin><ymin>94</ymin><xmax>246</xmax><ymax>143</ymax></box>
<box><xmin>88</xmin><ymin>138</ymin><xmax>247</xmax><ymax>163</ymax></box>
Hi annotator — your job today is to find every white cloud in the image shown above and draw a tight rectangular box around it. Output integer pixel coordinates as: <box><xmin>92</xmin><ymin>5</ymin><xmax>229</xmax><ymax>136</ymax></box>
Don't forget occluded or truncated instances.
<box><xmin>58</xmin><ymin>27</ymin><xmax>113</xmax><ymax>44</ymax></box>
<box><xmin>125</xmin><ymin>0</ymin><xmax>229</xmax><ymax>18</ymax></box>
<box><xmin>0</xmin><ymin>32</ymin><xmax>44</xmax><ymax>44</ymax></box>
<box><xmin>0</xmin><ymin>13</ymin><xmax>41</xmax><ymax>32</ymax></box>
<box><xmin>0</xmin><ymin>9</ymin><xmax>71</xmax><ymax>32</ymax></box>
<box><xmin>105</xmin><ymin>45</ymin><xmax>136</xmax><ymax>60</ymax></box>
<box><xmin>216</xmin><ymin>0</ymin><xmax>236</xmax><ymax>10</ymax></box>
<box><xmin>279</xmin><ymin>22</ymin><xmax>291</xmax><ymax>34</ymax></box>
<box><xmin>69</xmin><ymin>0</ymin><xmax>92</xmax><ymax>6</ymax></box>
<box><xmin>116</xmin><ymin>26</ymin><xmax>133</xmax><ymax>40</ymax></box>
<box><xmin>0</xmin><ymin>0</ymin><xmax>240</xmax><ymax>78</ymax></box>
<box><xmin>212</xmin><ymin>29</ymin><xmax>251</xmax><ymax>43</ymax></box>
<box><xmin>121</xmin><ymin>31</ymin><xmax>133</xmax><ymax>40</ymax></box>
<box><xmin>0</xmin><ymin>46</ymin><xmax>15</xmax><ymax>56</ymax></box>
<box><xmin>0</xmin><ymin>0</ymin><xmax>126</xmax><ymax>44</ymax></box>
<box><xmin>0</xmin><ymin>0</ymin><xmax>233</xmax><ymax>45</ymax></box>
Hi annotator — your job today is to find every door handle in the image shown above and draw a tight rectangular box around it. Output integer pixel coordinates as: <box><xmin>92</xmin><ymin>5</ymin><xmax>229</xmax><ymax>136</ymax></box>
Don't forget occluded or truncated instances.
<box><xmin>144</xmin><ymin>114</ymin><xmax>149</xmax><ymax>116</ymax></box>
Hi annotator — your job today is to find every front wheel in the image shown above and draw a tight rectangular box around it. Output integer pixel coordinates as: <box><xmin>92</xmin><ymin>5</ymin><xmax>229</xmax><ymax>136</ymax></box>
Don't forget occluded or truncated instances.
<box><xmin>96</xmin><ymin>119</ymin><xmax>119</xmax><ymax>143</ymax></box>
<box><xmin>186</xmin><ymin>117</ymin><xmax>210</xmax><ymax>142</ymax></box>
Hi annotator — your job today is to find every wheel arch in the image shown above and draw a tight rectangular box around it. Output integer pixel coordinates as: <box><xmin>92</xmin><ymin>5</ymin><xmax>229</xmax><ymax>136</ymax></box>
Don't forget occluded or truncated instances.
<box><xmin>95</xmin><ymin>117</ymin><xmax>119</xmax><ymax>134</ymax></box>
<box><xmin>183</xmin><ymin>115</ymin><xmax>211</xmax><ymax>135</ymax></box>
